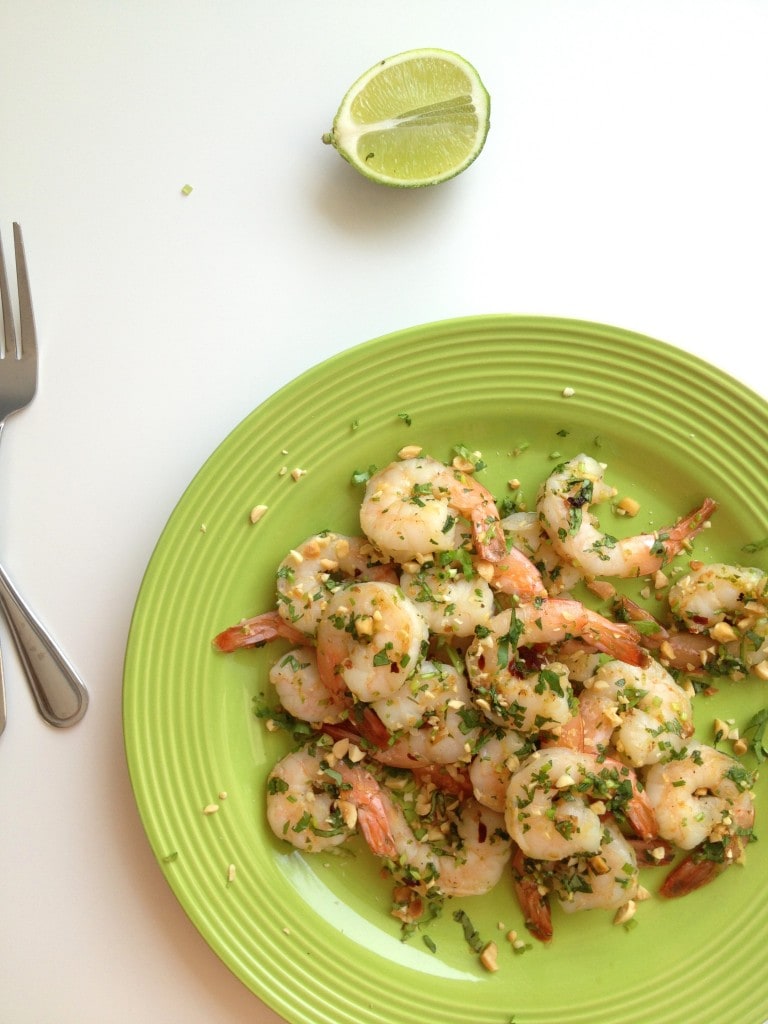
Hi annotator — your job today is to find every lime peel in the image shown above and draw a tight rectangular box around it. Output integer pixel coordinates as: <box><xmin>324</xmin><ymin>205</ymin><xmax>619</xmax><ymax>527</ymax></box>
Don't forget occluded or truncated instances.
<box><xmin>324</xmin><ymin>48</ymin><xmax>490</xmax><ymax>188</ymax></box>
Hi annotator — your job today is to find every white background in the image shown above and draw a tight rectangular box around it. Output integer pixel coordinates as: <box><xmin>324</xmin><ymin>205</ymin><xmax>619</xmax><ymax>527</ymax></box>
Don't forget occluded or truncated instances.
<box><xmin>0</xmin><ymin>2</ymin><xmax>766</xmax><ymax>1022</ymax></box>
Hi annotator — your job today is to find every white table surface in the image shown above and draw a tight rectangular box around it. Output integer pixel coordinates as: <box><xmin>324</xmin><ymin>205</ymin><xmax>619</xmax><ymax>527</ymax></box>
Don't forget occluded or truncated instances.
<box><xmin>1</xmin><ymin>2</ymin><xmax>766</xmax><ymax>1022</ymax></box>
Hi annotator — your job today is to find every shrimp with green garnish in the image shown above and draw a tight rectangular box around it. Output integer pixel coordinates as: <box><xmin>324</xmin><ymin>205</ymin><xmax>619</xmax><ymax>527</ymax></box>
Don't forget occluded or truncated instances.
<box><xmin>644</xmin><ymin>741</ymin><xmax>756</xmax><ymax>897</ymax></box>
<box><xmin>537</xmin><ymin>453</ymin><xmax>716</xmax><ymax>579</ymax></box>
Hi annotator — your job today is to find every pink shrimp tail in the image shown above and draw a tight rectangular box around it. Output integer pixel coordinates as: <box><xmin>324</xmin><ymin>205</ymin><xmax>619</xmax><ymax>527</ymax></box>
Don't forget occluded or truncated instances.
<box><xmin>212</xmin><ymin>610</ymin><xmax>306</xmax><ymax>652</ymax></box>
<box><xmin>342</xmin><ymin>769</ymin><xmax>399</xmax><ymax>859</ymax></box>
<box><xmin>626</xmin><ymin>794</ymin><xmax>658</xmax><ymax>843</ymax></box>
<box><xmin>598</xmin><ymin>755</ymin><xmax>658</xmax><ymax>842</ymax></box>
<box><xmin>661</xmin><ymin>830</ymin><xmax>749</xmax><ymax>898</ymax></box>
<box><xmin>469</xmin><ymin>503</ymin><xmax>507</xmax><ymax>562</ymax></box>
<box><xmin>510</xmin><ymin>845</ymin><xmax>553</xmax><ymax>943</ymax></box>
<box><xmin>490</xmin><ymin>546</ymin><xmax>548</xmax><ymax>601</ymax></box>
<box><xmin>556</xmin><ymin>698</ymin><xmax>613</xmax><ymax>753</ymax></box>
<box><xmin>450</xmin><ymin>474</ymin><xmax>507</xmax><ymax>562</ymax></box>
<box><xmin>660</xmin><ymin>855</ymin><xmax>722</xmax><ymax>898</ymax></box>
<box><xmin>660</xmin><ymin>497</ymin><xmax>718</xmax><ymax>561</ymax></box>
<box><xmin>552</xmin><ymin>713</ymin><xmax>586</xmax><ymax>751</ymax></box>
<box><xmin>581</xmin><ymin>610</ymin><xmax>649</xmax><ymax>667</ymax></box>
<box><xmin>356</xmin><ymin>805</ymin><xmax>399</xmax><ymax>859</ymax></box>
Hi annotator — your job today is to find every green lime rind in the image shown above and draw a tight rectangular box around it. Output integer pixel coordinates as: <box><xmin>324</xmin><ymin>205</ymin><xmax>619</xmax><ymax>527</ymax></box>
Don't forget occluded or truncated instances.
<box><xmin>325</xmin><ymin>47</ymin><xmax>491</xmax><ymax>188</ymax></box>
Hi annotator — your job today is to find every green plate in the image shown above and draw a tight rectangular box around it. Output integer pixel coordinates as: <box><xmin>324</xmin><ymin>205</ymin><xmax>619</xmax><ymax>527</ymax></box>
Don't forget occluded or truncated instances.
<box><xmin>123</xmin><ymin>315</ymin><xmax>768</xmax><ymax>1024</ymax></box>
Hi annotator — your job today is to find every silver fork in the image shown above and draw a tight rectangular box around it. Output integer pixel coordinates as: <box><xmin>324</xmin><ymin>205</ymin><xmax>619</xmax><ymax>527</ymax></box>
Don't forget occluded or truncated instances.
<box><xmin>0</xmin><ymin>223</ymin><xmax>88</xmax><ymax>730</ymax></box>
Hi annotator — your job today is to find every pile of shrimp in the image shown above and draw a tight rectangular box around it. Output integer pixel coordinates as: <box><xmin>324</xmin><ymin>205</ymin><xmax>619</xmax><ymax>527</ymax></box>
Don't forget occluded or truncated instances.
<box><xmin>213</xmin><ymin>450</ymin><xmax>766</xmax><ymax>946</ymax></box>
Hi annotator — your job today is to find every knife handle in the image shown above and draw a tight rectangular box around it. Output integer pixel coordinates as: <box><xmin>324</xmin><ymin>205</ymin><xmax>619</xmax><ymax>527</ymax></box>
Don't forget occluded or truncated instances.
<box><xmin>0</xmin><ymin>562</ymin><xmax>88</xmax><ymax>728</ymax></box>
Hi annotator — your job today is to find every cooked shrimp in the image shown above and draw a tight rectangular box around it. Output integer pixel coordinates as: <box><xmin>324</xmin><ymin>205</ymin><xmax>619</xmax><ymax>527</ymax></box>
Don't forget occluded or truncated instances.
<box><xmin>477</xmin><ymin>601</ymin><xmax>648</xmax><ymax>669</ymax></box>
<box><xmin>644</xmin><ymin>741</ymin><xmax>755</xmax><ymax>850</ymax></box>
<box><xmin>399</xmin><ymin>564</ymin><xmax>495</xmax><ymax>637</ymax></box>
<box><xmin>575</xmin><ymin>658</ymin><xmax>694</xmax><ymax>767</ymax></box>
<box><xmin>511</xmin><ymin>818</ymin><xmax>640</xmax><ymax>938</ymax></box>
<box><xmin>427</xmin><ymin>799</ymin><xmax>511</xmax><ymax>897</ymax></box>
<box><xmin>465</xmin><ymin>637</ymin><xmax>574</xmax><ymax>737</ymax></box>
<box><xmin>537</xmin><ymin>454</ymin><xmax>717</xmax><ymax>578</ymax></box>
<box><xmin>505</xmin><ymin>746</ymin><xmax>655</xmax><ymax>862</ymax></box>
<box><xmin>359</xmin><ymin>786</ymin><xmax>512</xmax><ymax>898</ymax></box>
<box><xmin>470</xmin><ymin>730</ymin><xmax>530</xmax><ymax>812</ymax></box>
<box><xmin>550</xmin><ymin>818</ymin><xmax>640</xmax><ymax>914</ymax></box>
<box><xmin>645</xmin><ymin>742</ymin><xmax>757</xmax><ymax>897</ymax></box>
<box><xmin>659</xmin><ymin>798</ymin><xmax>756</xmax><ymax>898</ymax></box>
<box><xmin>276</xmin><ymin>532</ymin><xmax>397</xmax><ymax>636</ymax></box>
<box><xmin>369</xmin><ymin>661</ymin><xmax>481</xmax><ymax>768</ymax></box>
<box><xmin>359</xmin><ymin>456</ymin><xmax>506</xmax><ymax>564</ymax></box>
<box><xmin>269</xmin><ymin>646</ymin><xmax>350</xmax><ymax>725</ymax></box>
<box><xmin>669</xmin><ymin>562</ymin><xmax>768</xmax><ymax>635</ymax></box>
<box><xmin>315</xmin><ymin>581</ymin><xmax>429</xmax><ymax>702</ymax></box>
<box><xmin>266</xmin><ymin>749</ymin><xmax>393</xmax><ymax>854</ymax></box>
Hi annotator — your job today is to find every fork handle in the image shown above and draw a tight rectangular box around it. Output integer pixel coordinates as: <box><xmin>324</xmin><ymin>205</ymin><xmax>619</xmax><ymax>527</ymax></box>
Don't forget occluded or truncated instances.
<box><xmin>0</xmin><ymin>562</ymin><xmax>88</xmax><ymax>728</ymax></box>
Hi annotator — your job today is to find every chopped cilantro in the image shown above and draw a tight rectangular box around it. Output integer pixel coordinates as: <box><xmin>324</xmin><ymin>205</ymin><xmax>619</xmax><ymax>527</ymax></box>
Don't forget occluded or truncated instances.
<box><xmin>453</xmin><ymin>444</ymin><xmax>487</xmax><ymax>472</ymax></box>
<box><xmin>743</xmin><ymin>537</ymin><xmax>768</xmax><ymax>553</ymax></box>
<box><xmin>743</xmin><ymin>708</ymin><xmax>768</xmax><ymax>763</ymax></box>
<box><xmin>351</xmin><ymin>465</ymin><xmax>377</xmax><ymax>485</ymax></box>
<box><xmin>452</xmin><ymin>909</ymin><xmax>485</xmax><ymax>953</ymax></box>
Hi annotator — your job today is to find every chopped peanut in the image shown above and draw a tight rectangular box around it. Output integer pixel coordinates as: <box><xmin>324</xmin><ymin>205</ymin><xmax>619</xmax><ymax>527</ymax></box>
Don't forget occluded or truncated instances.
<box><xmin>587</xmin><ymin>855</ymin><xmax>610</xmax><ymax>876</ymax></box>
<box><xmin>332</xmin><ymin>737</ymin><xmax>350</xmax><ymax>760</ymax></box>
<box><xmin>354</xmin><ymin>616</ymin><xmax>374</xmax><ymax>637</ymax></box>
<box><xmin>587</xmin><ymin>579</ymin><xmax>617</xmax><ymax>601</ymax></box>
<box><xmin>398</xmin><ymin>444</ymin><xmax>423</xmax><ymax>460</ymax></box>
<box><xmin>616</xmin><ymin>496</ymin><xmax>641</xmax><ymax>517</ymax></box>
<box><xmin>337</xmin><ymin>799</ymin><xmax>358</xmax><ymax>830</ymax></box>
<box><xmin>710</xmin><ymin>621</ymin><xmax>738</xmax><ymax>643</ymax></box>
<box><xmin>474</xmin><ymin>560</ymin><xmax>495</xmax><ymax>582</ymax></box>
<box><xmin>480</xmin><ymin>942</ymin><xmax>499</xmax><ymax>972</ymax></box>
<box><xmin>613</xmin><ymin>900</ymin><xmax>636</xmax><ymax>926</ymax></box>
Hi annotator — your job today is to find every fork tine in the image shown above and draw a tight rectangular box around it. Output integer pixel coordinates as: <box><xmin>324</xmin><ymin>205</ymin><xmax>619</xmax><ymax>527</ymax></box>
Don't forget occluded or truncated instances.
<box><xmin>12</xmin><ymin>224</ymin><xmax>36</xmax><ymax>362</ymax></box>
<box><xmin>0</xmin><ymin>226</ymin><xmax>18</xmax><ymax>359</ymax></box>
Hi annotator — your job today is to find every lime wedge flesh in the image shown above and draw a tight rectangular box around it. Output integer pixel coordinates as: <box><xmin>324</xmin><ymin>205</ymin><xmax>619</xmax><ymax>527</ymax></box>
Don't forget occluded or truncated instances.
<box><xmin>325</xmin><ymin>49</ymin><xmax>490</xmax><ymax>188</ymax></box>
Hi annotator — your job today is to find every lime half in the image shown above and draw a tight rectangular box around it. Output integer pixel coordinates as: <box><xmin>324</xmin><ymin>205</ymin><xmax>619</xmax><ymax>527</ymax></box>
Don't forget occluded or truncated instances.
<box><xmin>323</xmin><ymin>48</ymin><xmax>491</xmax><ymax>188</ymax></box>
